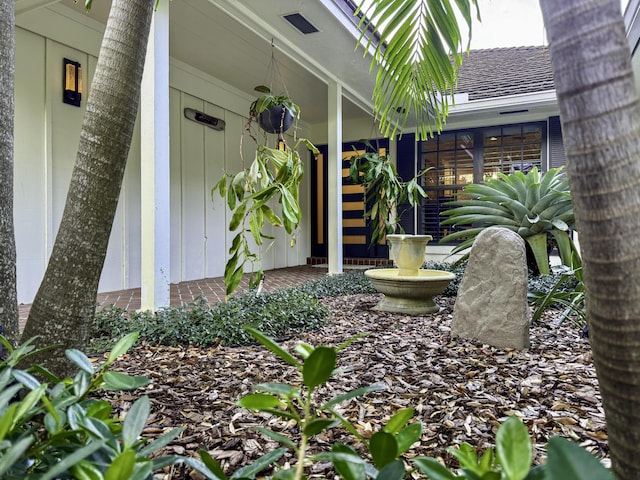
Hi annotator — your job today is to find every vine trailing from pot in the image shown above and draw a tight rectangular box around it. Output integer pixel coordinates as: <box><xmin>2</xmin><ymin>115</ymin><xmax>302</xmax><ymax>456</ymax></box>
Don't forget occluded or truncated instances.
<box><xmin>212</xmin><ymin>47</ymin><xmax>318</xmax><ymax>297</ymax></box>
<box><xmin>348</xmin><ymin>140</ymin><xmax>431</xmax><ymax>245</ymax></box>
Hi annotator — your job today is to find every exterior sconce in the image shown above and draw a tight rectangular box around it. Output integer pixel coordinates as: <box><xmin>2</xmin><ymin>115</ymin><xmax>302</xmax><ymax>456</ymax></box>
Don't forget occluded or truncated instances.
<box><xmin>63</xmin><ymin>58</ymin><xmax>82</xmax><ymax>107</ymax></box>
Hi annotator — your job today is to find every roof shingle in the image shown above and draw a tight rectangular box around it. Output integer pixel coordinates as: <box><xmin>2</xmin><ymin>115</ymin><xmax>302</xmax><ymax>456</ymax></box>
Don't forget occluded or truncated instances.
<box><xmin>455</xmin><ymin>46</ymin><xmax>555</xmax><ymax>100</ymax></box>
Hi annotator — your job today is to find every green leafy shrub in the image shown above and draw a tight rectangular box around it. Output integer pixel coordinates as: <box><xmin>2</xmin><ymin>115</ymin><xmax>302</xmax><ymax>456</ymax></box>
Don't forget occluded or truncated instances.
<box><xmin>440</xmin><ymin>167</ymin><xmax>575</xmax><ymax>275</ymax></box>
<box><xmin>423</xmin><ymin>260</ymin><xmax>467</xmax><ymax>297</ymax></box>
<box><xmin>529</xmin><ymin>251</ymin><xmax>585</xmax><ymax>326</ymax></box>
<box><xmin>297</xmin><ymin>270</ymin><xmax>377</xmax><ymax>297</ymax></box>
<box><xmin>91</xmin><ymin>290</ymin><xmax>330</xmax><ymax>351</ymax></box>
<box><xmin>0</xmin><ymin>333</ymin><xmax>212</xmax><ymax>479</ymax></box>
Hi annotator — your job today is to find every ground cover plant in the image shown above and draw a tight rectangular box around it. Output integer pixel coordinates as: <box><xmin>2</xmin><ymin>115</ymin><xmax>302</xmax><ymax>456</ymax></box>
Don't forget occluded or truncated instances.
<box><xmin>0</xmin><ymin>333</ymin><xmax>215</xmax><ymax>479</ymax></box>
<box><xmin>90</xmin><ymin>262</ymin><xmax>586</xmax><ymax>354</ymax></box>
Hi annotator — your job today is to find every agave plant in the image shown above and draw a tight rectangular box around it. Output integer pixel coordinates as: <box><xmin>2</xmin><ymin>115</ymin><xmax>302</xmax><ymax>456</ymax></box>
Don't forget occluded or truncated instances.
<box><xmin>440</xmin><ymin>167</ymin><xmax>575</xmax><ymax>274</ymax></box>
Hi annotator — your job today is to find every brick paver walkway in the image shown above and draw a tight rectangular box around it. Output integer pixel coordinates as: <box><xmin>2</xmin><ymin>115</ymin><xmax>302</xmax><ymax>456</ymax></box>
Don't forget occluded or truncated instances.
<box><xmin>18</xmin><ymin>265</ymin><xmax>334</xmax><ymax>323</ymax></box>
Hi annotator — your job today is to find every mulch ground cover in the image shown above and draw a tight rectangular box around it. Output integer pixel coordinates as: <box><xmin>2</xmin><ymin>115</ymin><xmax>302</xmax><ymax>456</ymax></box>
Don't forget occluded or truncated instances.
<box><xmin>96</xmin><ymin>293</ymin><xmax>606</xmax><ymax>479</ymax></box>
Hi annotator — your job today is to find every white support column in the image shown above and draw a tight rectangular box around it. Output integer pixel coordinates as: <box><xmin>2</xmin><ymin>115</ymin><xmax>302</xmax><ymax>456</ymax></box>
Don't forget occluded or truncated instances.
<box><xmin>327</xmin><ymin>80</ymin><xmax>343</xmax><ymax>274</ymax></box>
<box><xmin>140</xmin><ymin>2</ymin><xmax>170</xmax><ymax>309</ymax></box>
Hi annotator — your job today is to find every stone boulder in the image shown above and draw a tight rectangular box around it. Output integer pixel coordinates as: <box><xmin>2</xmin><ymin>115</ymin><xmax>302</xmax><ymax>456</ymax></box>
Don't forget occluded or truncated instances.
<box><xmin>452</xmin><ymin>227</ymin><xmax>530</xmax><ymax>349</ymax></box>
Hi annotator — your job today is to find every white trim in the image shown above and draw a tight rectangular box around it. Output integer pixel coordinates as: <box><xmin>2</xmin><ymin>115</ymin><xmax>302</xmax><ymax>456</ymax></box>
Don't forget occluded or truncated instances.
<box><xmin>449</xmin><ymin>90</ymin><xmax>558</xmax><ymax>114</ymax></box>
<box><xmin>327</xmin><ymin>80</ymin><xmax>343</xmax><ymax>274</ymax></box>
<box><xmin>16</xmin><ymin>2</ymin><xmax>104</xmax><ymax>55</ymax></box>
<box><xmin>141</xmin><ymin>2</ymin><xmax>171</xmax><ymax>309</ymax></box>
<box><xmin>169</xmin><ymin>58</ymin><xmax>253</xmax><ymax>117</ymax></box>
<box><xmin>204</xmin><ymin>0</ymin><xmax>375</xmax><ymax>120</ymax></box>
<box><xmin>15</xmin><ymin>0</ymin><xmax>61</xmax><ymax>15</ymax></box>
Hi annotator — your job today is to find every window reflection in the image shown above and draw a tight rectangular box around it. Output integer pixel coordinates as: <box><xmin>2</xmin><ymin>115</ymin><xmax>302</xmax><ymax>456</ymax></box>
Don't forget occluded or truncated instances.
<box><xmin>420</xmin><ymin>123</ymin><xmax>544</xmax><ymax>241</ymax></box>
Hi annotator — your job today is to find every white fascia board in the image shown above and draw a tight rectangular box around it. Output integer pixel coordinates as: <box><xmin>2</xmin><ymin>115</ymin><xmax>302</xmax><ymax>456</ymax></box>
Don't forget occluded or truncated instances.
<box><xmin>17</xmin><ymin>2</ymin><xmax>104</xmax><ymax>56</ymax></box>
<box><xmin>15</xmin><ymin>0</ymin><xmax>61</xmax><ymax>16</ymax></box>
<box><xmin>448</xmin><ymin>90</ymin><xmax>558</xmax><ymax>115</ymax></box>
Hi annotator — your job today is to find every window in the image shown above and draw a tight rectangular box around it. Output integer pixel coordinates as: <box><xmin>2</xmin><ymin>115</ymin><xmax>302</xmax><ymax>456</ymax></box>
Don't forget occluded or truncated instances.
<box><xmin>420</xmin><ymin>122</ymin><xmax>545</xmax><ymax>241</ymax></box>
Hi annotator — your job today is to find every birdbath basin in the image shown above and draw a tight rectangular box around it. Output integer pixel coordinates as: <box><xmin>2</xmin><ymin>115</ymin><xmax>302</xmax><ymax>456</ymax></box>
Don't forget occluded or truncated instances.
<box><xmin>366</xmin><ymin>234</ymin><xmax>455</xmax><ymax>315</ymax></box>
<box><xmin>365</xmin><ymin>269</ymin><xmax>455</xmax><ymax>315</ymax></box>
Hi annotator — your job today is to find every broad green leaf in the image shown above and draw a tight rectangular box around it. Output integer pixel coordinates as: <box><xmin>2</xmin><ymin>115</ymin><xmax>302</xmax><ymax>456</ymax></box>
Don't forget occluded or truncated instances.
<box><xmin>384</xmin><ymin>407</ymin><xmax>414</xmax><ymax>434</ymax></box>
<box><xmin>396</xmin><ymin>422</ymin><xmax>422</xmax><ymax>455</ymax></box>
<box><xmin>254</xmin><ymin>382</ymin><xmax>299</xmax><ymax>398</ymax></box>
<box><xmin>273</xmin><ymin>469</ymin><xmax>297</xmax><ymax>480</ymax></box>
<box><xmin>104</xmin><ymin>449</ymin><xmax>136</xmax><ymax>480</ymax></box>
<box><xmin>496</xmin><ymin>416</ymin><xmax>532</xmax><ymax>480</ymax></box>
<box><xmin>302</xmin><ymin>346</ymin><xmax>336</xmax><ymax>389</ymax></box>
<box><xmin>0</xmin><ymin>383</ymin><xmax>23</xmax><ymax>411</ymax></box>
<box><xmin>122</xmin><ymin>396</ymin><xmax>150</xmax><ymax>448</ymax></box>
<box><xmin>524</xmin><ymin>233</ymin><xmax>550</xmax><ymax>275</ymax></box>
<box><xmin>245</xmin><ymin>327</ymin><xmax>300</xmax><ymax>367</ymax></box>
<box><xmin>294</xmin><ymin>342</ymin><xmax>315</xmax><ymax>359</ymax></box>
<box><xmin>66</xmin><ymin>349</ymin><xmax>95</xmax><ymax>374</ymax></box>
<box><xmin>304</xmin><ymin>417</ymin><xmax>340</xmax><ymax>437</ymax></box>
<box><xmin>369</xmin><ymin>430</ymin><xmax>398</xmax><ymax>469</ymax></box>
<box><xmin>230</xmin><ymin>447</ymin><xmax>287</xmax><ymax>479</ymax></box>
<box><xmin>86</xmin><ymin>400</ymin><xmax>113</xmax><ymax>420</ymax></box>
<box><xmin>229</xmin><ymin>202</ymin><xmax>247</xmax><ymax>232</ymax></box>
<box><xmin>322</xmin><ymin>384</ymin><xmax>386</xmax><ymax>409</ymax></box>
<box><xmin>375</xmin><ymin>459</ymin><xmax>405</xmax><ymax>480</ymax></box>
<box><xmin>319</xmin><ymin>444</ymin><xmax>368</xmax><ymax>480</ymax></box>
<box><xmin>237</xmin><ymin>393</ymin><xmax>285</xmax><ymax>411</ymax></box>
<box><xmin>412</xmin><ymin>457</ymin><xmax>458</xmax><ymax>480</ymax></box>
<box><xmin>106</xmin><ymin>332</ymin><xmax>139</xmax><ymax>367</ymax></box>
<box><xmin>196</xmin><ymin>450</ymin><xmax>227</xmax><ymax>479</ymax></box>
<box><xmin>73</xmin><ymin>370</ymin><xmax>91</xmax><ymax>397</ymax></box>
<box><xmin>11</xmin><ymin>369</ymin><xmax>41</xmax><ymax>390</ymax></box>
<box><xmin>546</xmin><ymin>437</ymin><xmax>614</xmax><ymax>480</ymax></box>
<box><xmin>139</xmin><ymin>426</ymin><xmax>185</xmax><ymax>457</ymax></box>
<box><xmin>0</xmin><ymin>435</ymin><xmax>34</xmax><ymax>477</ymax></box>
<box><xmin>14</xmin><ymin>384</ymin><xmax>46</xmax><ymax>424</ymax></box>
<box><xmin>40</xmin><ymin>441</ymin><xmax>106</xmax><ymax>480</ymax></box>
<box><xmin>70</xmin><ymin>459</ymin><xmax>104</xmax><ymax>480</ymax></box>
<box><xmin>226</xmin><ymin>265</ymin><xmax>244</xmax><ymax>296</ymax></box>
<box><xmin>103</xmin><ymin>371</ymin><xmax>150</xmax><ymax>390</ymax></box>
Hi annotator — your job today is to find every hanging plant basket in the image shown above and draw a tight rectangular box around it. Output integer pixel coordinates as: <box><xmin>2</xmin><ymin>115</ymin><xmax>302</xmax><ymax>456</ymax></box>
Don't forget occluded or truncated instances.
<box><xmin>258</xmin><ymin>105</ymin><xmax>295</xmax><ymax>134</ymax></box>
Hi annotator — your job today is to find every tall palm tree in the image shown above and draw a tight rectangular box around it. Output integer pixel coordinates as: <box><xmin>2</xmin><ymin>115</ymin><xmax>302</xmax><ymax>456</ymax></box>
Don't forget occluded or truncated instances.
<box><xmin>0</xmin><ymin>0</ymin><xmax>19</xmax><ymax>346</ymax></box>
<box><xmin>21</xmin><ymin>0</ymin><xmax>156</xmax><ymax>375</ymax></box>
<box><xmin>362</xmin><ymin>0</ymin><xmax>640</xmax><ymax>477</ymax></box>
<box><xmin>540</xmin><ymin>2</ymin><xmax>640</xmax><ymax>477</ymax></box>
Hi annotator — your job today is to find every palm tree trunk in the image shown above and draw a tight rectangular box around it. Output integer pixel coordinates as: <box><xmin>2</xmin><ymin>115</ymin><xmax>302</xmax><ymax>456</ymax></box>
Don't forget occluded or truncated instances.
<box><xmin>0</xmin><ymin>0</ymin><xmax>19</xmax><ymax>346</ymax></box>
<box><xmin>21</xmin><ymin>0</ymin><xmax>155</xmax><ymax>376</ymax></box>
<box><xmin>540</xmin><ymin>1</ymin><xmax>640</xmax><ymax>477</ymax></box>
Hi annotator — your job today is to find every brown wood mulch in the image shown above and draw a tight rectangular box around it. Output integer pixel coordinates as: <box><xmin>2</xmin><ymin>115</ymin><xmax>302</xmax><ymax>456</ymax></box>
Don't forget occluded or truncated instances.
<box><xmin>96</xmin><ymin>294</ymin><xmax>607</xmax><ymax>479</ymax></box>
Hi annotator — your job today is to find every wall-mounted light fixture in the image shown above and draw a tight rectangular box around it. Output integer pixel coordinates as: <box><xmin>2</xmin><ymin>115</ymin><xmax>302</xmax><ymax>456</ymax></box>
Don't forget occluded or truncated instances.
<box><xmin>63</xmin><ymin>58</ymin><xmax>82</xmax><ymax>107</ymax></box>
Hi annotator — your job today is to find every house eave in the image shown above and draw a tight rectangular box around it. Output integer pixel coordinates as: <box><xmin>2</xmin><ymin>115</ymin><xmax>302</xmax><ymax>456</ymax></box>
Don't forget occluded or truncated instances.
<box><xmin>449</xmin><ymin>90</ymin><xmax>558</xmax><ymax>114</ymax></box>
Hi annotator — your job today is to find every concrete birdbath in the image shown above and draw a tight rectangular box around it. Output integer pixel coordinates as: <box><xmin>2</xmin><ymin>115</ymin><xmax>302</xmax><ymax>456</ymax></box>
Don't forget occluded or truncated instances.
<box><xmin>365</xmin><ymin>234</ymin><xmax>455</xmax><ymax>315</ymax></box>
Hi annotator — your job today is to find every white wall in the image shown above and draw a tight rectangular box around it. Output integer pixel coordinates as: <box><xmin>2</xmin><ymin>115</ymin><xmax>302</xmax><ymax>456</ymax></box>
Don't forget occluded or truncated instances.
<box><xmin>14</xmin><ymin>9</ymin><xmax>312</xmax><ymax>304</ymax></box>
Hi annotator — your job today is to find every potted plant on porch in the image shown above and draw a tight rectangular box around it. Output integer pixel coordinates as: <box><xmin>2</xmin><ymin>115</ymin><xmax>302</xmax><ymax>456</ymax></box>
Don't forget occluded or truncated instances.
<box><xmin>347</xmin><ymin>140</ymin><xmax>430</xmax><ymax>245</ymax></box>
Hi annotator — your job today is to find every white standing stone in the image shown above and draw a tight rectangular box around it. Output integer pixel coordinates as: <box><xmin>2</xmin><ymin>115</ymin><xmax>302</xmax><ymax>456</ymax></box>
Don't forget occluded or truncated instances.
<box><xmin>452</xmin><ymin>227</ymin><xmax>530</xmax><ymax>349</ymax></box>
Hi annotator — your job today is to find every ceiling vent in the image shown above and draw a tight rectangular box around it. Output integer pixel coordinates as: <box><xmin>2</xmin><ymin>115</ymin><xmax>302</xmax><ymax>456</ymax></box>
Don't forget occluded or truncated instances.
<box><xmin>283</xmin><ymin>12</ymin><xmax>319</xmax><ymax>34</ymax></box>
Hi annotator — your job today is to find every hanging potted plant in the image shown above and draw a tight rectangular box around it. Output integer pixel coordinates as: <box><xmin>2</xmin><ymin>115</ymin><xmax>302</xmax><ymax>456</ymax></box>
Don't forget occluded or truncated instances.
<box><xmin>212</xmin><ymin>92</ymin><xmax>317</xmax><ymax>297</ymax></box>
<box><xmin>250</xmin><ymin>85</ymin><xmax>298</xmax><ymax>134</ymax></box>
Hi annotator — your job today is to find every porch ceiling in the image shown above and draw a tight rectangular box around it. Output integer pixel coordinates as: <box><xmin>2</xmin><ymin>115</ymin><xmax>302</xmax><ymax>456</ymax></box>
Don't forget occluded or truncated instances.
<box><xmin>54</xmin><ymin>0</ymin><xmax>378</xmax><ymax>126</ymax></box>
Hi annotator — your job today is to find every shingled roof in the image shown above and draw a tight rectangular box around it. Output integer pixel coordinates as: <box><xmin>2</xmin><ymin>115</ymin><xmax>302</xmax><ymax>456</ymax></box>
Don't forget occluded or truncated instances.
<box><xmin>455</xmin><ymin>46</ymin><xmax>555</xmax><ymax>101</ymax></box>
